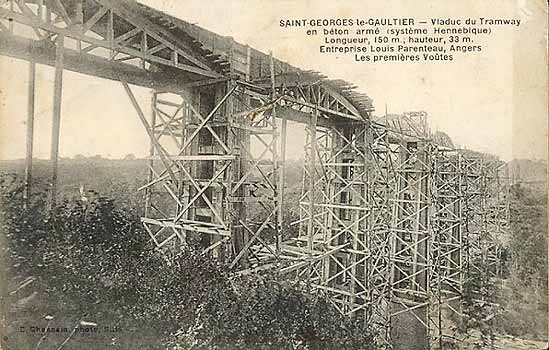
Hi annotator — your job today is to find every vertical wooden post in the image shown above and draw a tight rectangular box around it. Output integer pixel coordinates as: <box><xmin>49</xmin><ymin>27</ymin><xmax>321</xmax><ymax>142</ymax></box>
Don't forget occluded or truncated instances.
<box><xmin>50</xmin><ymin>35</ymin><xmax>64</xmax><ymax>209</ymax></box>
<box><xmin>245</xmin><ymin>46</ymin><xmax>251</xmax><ymax>81</ymax></box>
<box><xmin>24</xmin><ymin>61</ymin><xmax>36</xmax><ymax>208</ymax></box>
<box><xmin>307</xmin><ymin>105</ymin><xmax>318</xmax><ymax>279</ymax></box>
<box><xmin>178</xmin><ymin>95</ymin><xmax>188</xmax><ymax>247</ymax></box>
<box><xmin>141</xmin><ymin>33</ymin><xmax>147</xmax><ymax>69</ymax></box>
<box><xmin>240</xmin><ymin>46</ymin><xmax>251</xmax><ymax>262</ymax></box>
<box><xmin>144</xmin><ymin>92</ymin><xmax>157</xmax><ymax>216</ymax></box>
<box><xmin>75</xmin><ymin>0</ymin><xmax>83</xmax><ymax>52</ymax></box>
<box><xmin>228</xmin><ymin>37</ymin><xmax>234</xmax><ymax>75</ymax></box>
<box><xmin>269</xmin><ymin>51</ymin><xmax>281</xmax><ymax>257</ymax></box>
<box><xmin>278</xmin><ymin>114</ymin><xmax>288</xmax><ymax>254</ymax></box>
<box><xmin>107</xmin><ymin>9</ymin><xmax>114</xmax><ymax>59</ymax></box>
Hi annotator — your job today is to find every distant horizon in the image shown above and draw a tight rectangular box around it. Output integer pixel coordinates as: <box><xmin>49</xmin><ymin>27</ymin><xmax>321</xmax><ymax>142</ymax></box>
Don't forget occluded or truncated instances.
<box><xmin>0</xmin><ymin>156</ymin><xmax>310</xmax><ymax>161</ymax></box>
<box><xmin>0</xmin><ymin>155</ymin><xmax>547</xmax><ymax>163</ymax></box>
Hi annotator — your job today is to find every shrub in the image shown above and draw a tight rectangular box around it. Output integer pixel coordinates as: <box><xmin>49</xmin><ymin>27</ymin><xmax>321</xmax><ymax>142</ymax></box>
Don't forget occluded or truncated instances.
<box><xmin>1</xmin><ymin>174</ymin><xmax>375</xmax><ymax>349</ymax></box>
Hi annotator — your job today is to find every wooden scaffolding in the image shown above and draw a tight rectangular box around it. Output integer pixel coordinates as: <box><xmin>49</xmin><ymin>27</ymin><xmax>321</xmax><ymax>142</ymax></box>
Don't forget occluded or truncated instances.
<box><xmin>0</xmin><ymin>1</ymin><xmax>509</xmax><ymax>348</ymax></box>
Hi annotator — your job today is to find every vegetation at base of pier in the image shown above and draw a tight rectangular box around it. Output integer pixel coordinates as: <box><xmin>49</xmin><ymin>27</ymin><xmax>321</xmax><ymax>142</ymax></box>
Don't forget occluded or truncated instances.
<box><xmin>495</xmin><ymin>183</ymin><xmax>548</xmax><ymax>340</ymax></box>
<box><xmin>459</xmin><ymin>265</ymin><xmax>500</xmax><ymax>349</ymax></box>
<box><xmin>456</xmin><ymin>180</ymin><xmax>548</xmax><ymax>348</ymax></box>
<box><xmin>0</xmin><ymin>170</ymin><xmax>374</xmax><ymax>350</ymax></box>
<box><xmin>0</xmin><ymin>158</ymin><xmax>547</xmax><ymax>349</ymax></box>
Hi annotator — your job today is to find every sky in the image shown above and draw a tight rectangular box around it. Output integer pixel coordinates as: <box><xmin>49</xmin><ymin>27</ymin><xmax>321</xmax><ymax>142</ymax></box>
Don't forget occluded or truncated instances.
<box><xmin>0</xmin><ymin>0</ymin><xmax>547</xmax><ymax>161</ymax></box>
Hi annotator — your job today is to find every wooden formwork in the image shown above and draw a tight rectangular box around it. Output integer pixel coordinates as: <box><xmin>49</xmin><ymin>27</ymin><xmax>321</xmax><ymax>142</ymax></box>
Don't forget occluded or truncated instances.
<box><xmin>0</xmin><ymin>1</ymin><xmax>509</xmax><ymax>348</ymax></box>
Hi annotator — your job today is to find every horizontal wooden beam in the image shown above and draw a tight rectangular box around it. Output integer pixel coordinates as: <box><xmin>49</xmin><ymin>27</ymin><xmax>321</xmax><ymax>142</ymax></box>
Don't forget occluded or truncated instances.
<box><xmin>228</xmin><ymin>122</ymin><xmax>278</xmax><ymax>135</ymax></box>
<box><xmin>0</xmin><ymin>32</ymin><xmax>187</xmax><ymax>92</ymax></box>
<box><xmin>142</xmin><ymin>218</ymin><xmax>231</xmax><ymax>237</ymax></box>
<box><xmin>266</xmin><ymin>106</ymin><xmax>332</xmax><ymax>128</ymax></box>
<box><xmin>104</xmin><ymin>0</ymin><xmax>213</xmax><ymax>71</ymax></box>
<box><xmin>0</xmin><ymin>6</ymin><xmax>220</xmax><ymax>78</ymax></box>
<box><xmin>1</xmin><ymin>36</ymin><xmax>349</xmax><ymax>128</ymax></box>
<box><xmin>282</xmin><ymin>95</ymin><xmax>361</xmax><ymax>121</ymax></box>
<box><xmin>148</xmin><ymin>155</ymin><xmax>236</xmax><ymax>161</ymax></box>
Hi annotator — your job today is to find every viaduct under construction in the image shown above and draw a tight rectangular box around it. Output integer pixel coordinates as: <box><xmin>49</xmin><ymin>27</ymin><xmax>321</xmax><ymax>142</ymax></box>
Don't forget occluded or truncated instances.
<box><xmin>0</xmin><ymin>1</ymin><xmax>509</xmax><ymax>348</ymax></box>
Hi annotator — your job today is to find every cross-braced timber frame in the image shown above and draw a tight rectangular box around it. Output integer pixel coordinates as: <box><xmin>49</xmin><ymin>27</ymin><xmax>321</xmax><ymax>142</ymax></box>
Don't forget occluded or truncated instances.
<box><xmin>1</xmin><ymin>1</ymin><xmax>510</xmax><ymax>348</ymax></box>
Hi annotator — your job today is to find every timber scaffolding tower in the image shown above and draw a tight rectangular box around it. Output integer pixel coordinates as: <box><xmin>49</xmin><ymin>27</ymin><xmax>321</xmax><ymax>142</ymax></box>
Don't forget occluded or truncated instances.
<box><xmin>0</xmin><ymin>0</ymin><xmax>509</xmax><ymax>348</ymax></box>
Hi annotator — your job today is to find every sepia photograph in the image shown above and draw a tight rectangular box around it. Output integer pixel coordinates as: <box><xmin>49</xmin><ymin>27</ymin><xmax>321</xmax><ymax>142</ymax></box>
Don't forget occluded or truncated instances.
<box><xmin>0</xmin><ymin>1</ymin><xmax>547</xmax><ymax>349</ymax></box>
